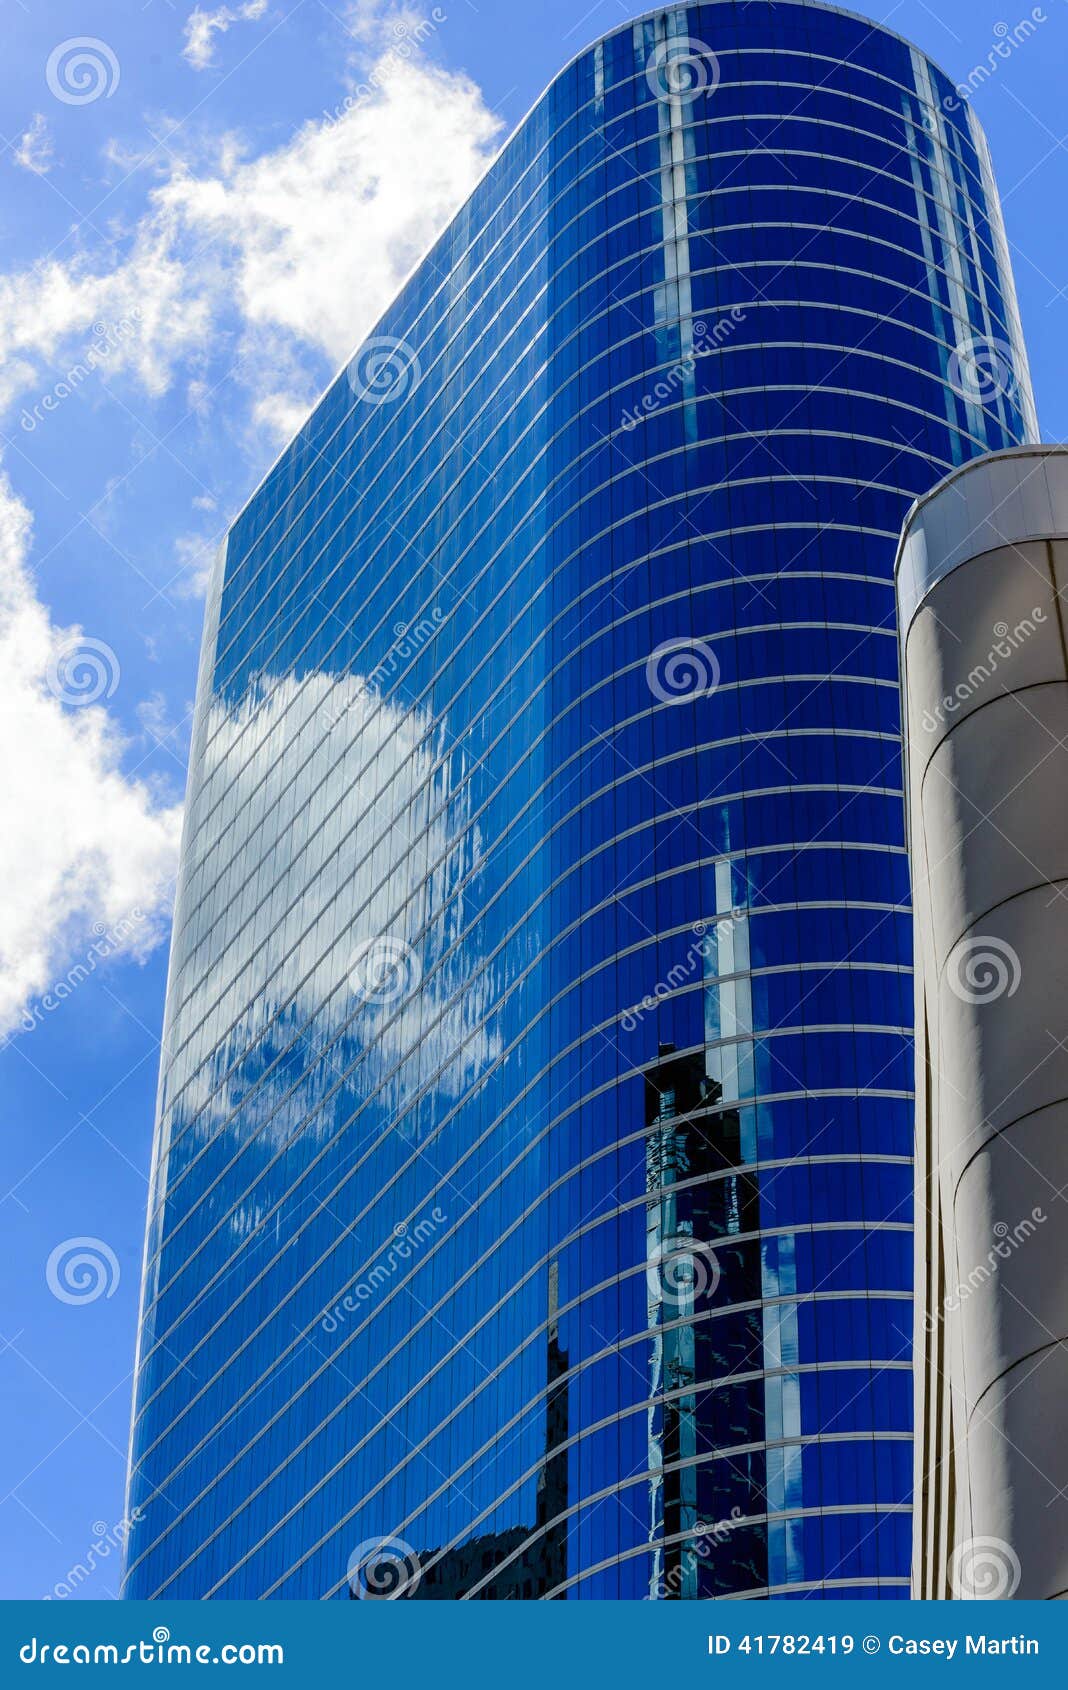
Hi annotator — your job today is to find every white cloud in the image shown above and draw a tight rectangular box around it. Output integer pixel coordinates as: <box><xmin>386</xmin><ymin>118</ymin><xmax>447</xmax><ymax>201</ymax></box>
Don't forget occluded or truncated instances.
<box><xmin>342</xmin><ymin>0</ymin><xmax>396</xmax><ymax>42</ymax></box>
<box><xmin>172</xmin><ymin>531</ymin><xmax>222</xmax><ymax>597</ymax></box>
<box><xmin>137</xmin><ymin>689</ymin><xmax>192</xmax><ymax>754</ymax></box>
<box><xmin>182</xmin><ymin>0</ymin><xmax>269</xmax><ymax>72</ymax></box>
<box><xmin>0</xmin><ymin>221</ymin><xmax>214</xmax><ymax>415</ymax></box>
<box><xmin>0</xmin><ymin>48</ymin><xmax>501</xmax><ymax>414</ymax></box>
<box><xmin>165</xmin><ymin>670</ymin><xmax>499</xmax><ymax>1145</ymax></box>
<box><xmin>0</xmin><ymin>473</ymin><xmax>183</xmax><ymax>1037</ymax></box>
<box><xmin>0</xmin><ymin>19</ymin><xmax>501</xmax><ymax>1029</ymax></box>
<box><xmin>13</xmin><ymin>114</ymin><xmax>55</xmax><ymax>176</ymax></box>
<box><xmin>250</xmin><ymin>388</ymin><xmax>314</xmax><ymax>443</ymax></box>
<box><xmin>159</xmin><ymin>53</ymin><xmax>502</xmax><ymax>364</ymax></box>
<box><xmin>342</xmin><ymin>0</ymin><xmax>438</xmax><ymax>48</ymax></box>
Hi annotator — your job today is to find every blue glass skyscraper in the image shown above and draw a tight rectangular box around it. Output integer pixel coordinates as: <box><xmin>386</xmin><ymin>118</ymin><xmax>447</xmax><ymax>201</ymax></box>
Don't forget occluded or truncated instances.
<box><xmin>124</xmin><ymin>0</ymin><xmax>1035</xmax><ymax>1600</ymax></box>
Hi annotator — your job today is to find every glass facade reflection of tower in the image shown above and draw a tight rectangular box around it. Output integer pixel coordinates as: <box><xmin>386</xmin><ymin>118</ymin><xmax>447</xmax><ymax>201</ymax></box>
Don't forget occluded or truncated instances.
<box><xmin>123</xmin><ymin>0</ymin><xmax>1036</xmax><ymax>1599</ymax></box>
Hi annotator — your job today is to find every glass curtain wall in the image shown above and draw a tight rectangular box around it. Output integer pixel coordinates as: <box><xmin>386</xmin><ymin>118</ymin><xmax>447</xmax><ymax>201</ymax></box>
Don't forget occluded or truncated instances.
<box><xmin>123</xmin><ymin>0</ymin><xmax>1035</xmax><ymax>1601</ymax></box>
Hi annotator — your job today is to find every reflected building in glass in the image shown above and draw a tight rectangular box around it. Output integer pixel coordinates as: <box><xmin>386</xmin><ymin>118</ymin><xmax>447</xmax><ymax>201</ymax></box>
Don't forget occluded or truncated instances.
<box><xmin>123</xmin><ymin>0</ymin><xmax>1036</xmax><ymax>1599</ymax></box>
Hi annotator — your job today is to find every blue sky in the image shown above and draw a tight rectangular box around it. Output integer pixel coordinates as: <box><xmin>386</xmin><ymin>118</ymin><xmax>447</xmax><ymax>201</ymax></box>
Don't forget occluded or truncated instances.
<box><xmin>0</xmin><ymin>0</ymin><xmax>1064</xmax><ymax>1603</ymax></box>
